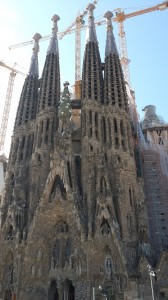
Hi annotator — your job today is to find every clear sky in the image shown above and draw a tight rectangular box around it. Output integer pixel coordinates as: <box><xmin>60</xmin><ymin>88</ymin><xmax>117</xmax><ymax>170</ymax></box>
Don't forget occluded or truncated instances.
<box><xmin>0</xmin><ymin>0</ymin><xmax>168</xmax><ymax>156</ymax></box>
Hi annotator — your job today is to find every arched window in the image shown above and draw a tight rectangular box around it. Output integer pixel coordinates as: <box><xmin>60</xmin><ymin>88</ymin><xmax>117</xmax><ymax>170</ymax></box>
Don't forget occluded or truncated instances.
<box><xmin>50</xmin><ymin>175</ymin><xmax>66</xmax><ymax>201</ymax></box>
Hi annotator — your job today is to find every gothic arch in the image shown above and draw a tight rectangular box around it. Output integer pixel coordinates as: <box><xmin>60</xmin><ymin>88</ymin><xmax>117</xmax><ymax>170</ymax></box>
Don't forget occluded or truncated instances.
<box><xmin>49</xmin><ymin>175</ymin><xmax>66</xmax><ymax>202</ymax></box>
<box><xmin>100</xmin><ymin>218</ymin><xmax>111</xmax><ymax>236</ymax></box>
<box><xmin>6</xmin><ymin>225</ymin><xmax>14</xmax><ymax>241</ymax></box>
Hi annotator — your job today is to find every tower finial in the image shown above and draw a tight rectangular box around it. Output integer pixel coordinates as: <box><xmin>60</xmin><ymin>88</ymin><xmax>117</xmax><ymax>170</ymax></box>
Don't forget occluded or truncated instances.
<box><xmin>47</xmin><ymin>14</ymin><xmax>60</xmax><ymax>55</ymax></box>
<box><xmin>85</xmin><ymin>4</ymin><xmax>97</xmax><ymax>44</ymax></box>
<box><xmin>104</xmin><ymin>11</ymin><xmax>118</xmax><ymax>57</ymax></box>
<box><xmin>29</xmin><ymin>33</ymin><xmax>42</xmax><ymax>77</ymax></box>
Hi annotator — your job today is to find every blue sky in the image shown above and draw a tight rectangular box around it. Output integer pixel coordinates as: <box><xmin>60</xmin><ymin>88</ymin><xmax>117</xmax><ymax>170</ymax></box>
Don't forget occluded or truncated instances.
<box><xmin>0</xmin><ymin>0</ymin><xmax>168</xmax><ymax>155</ymax></box>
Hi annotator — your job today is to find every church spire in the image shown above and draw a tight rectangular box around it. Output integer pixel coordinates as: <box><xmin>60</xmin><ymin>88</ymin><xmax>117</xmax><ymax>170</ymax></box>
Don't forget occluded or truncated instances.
<box><xmin>14</xmin><ymin>34</ymin><xmax>41</xmax><ymax>128</ymax></box>
<box><xmin>104</xmin><ymin>12</ymin><xmax>128</xmax><ymax>111</ymax></box>
<box><xmin>81</xmin><ymin>4</ymin><xmax>103</xmax><ymax>103</ymax></box>
<box><xmin>104</xmin><ymin>12</ymin><xmax>118</xmax><ymax>57</ymax></box>
<box><xmin>29</xmin><ymin>33</ymin><xmax>41</xmax><ymax>77</ymax></box>
<box><xmin>37</xmin><ymin>15</ymin><xmax>60</xmax><ymax>113</ymax></box>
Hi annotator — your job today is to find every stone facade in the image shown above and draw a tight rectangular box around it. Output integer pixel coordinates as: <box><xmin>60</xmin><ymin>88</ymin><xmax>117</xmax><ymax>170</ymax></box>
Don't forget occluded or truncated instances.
<box><xmin>0</xmin><ymin>6</ymin><xmax>167</xmax><ymax>300</ymax></box>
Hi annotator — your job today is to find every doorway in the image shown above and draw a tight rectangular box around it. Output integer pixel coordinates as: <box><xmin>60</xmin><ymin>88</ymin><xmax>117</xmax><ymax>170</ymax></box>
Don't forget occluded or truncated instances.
<box><xmin>48</xmin><ymin>280</ymin><xmax>59</xmax><ymax>300</ymax></box>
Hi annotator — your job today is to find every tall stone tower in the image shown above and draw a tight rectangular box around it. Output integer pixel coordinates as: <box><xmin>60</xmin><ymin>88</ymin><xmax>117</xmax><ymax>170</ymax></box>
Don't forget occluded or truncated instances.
<box><xmin>1</xmin><ymin>6</ymin><xmax>167</xmax><ymax>300</ymax></box>
<box><xmin>141</xmin><ymin>105</ymin><xmax>168</xmax><ymax>258</ymax></box>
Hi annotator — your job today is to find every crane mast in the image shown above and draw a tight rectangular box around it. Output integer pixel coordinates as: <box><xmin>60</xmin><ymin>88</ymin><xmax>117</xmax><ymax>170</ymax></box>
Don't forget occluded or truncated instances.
<box><xmin>0</xmin><ymin>71</ymin><xmax>16</xmax><ymax>152</ymax></box>
<box><xmin>0</xmin><ymin>62</ymin><xmax>26</xmax><ymax>152</ymax></box>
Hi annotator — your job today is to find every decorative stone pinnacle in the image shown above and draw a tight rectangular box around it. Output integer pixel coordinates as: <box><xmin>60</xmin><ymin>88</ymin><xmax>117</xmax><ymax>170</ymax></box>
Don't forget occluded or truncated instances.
<box><xmin>85</xmin><ymin>3</ymin><xmax>97</xmax><ymax>43</ymax></box>
<box><xmin>64</xmin><ymin>81</ymin><xmax>70</xmax><ymax>87</ymax></box>
<box><xmin>104</xmin><ymin>11</ymin><xmax>113</xmax><ymax>20</ymax></box>
<box><xmin>28</xmin><ymin>32</ymin><xmax>41</xmax><ymax>76</ymax></box>
<box><xmin>87</xmin><ymin>4</ymin><xmax>95</xmax><ymax>16</ymax></box>
<box><xmin>33</xmin><ymin>33</ymin><xmax>42</xmax><ymax>42</ymax></box>
<box><xmin>51</xmin><ymin>15</ymin><xmax>60</xmax><ymax>33</ymax></box>
<box><xmin>32</xmin><ymin>33</ymin><xmax>42</xmax><ymax>54</ymax></box>
<box><xmin>104</xmin><ymin>11</ymin><xmax>114</xmax><ymax>30</ymax></box>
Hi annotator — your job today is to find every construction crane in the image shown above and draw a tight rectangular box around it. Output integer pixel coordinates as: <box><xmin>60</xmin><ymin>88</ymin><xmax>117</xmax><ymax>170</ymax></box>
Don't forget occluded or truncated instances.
<box><xmin>0</xmin><ymin>61</ymin><xmax>27</xmax><ymax>152</ymax></box>
<box><xmin>8</xmin><ymin>1</ymin><xmax>168</xmax><ymax>91</ymax></box>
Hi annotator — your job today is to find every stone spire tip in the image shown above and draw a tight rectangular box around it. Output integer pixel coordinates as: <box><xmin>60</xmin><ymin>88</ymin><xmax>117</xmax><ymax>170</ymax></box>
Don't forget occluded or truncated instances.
<box><xmin>86</xmin><ymin>3</ymin><xmax>95</xmax><ymax>13</ymax></box>
<box><xmin>104</xmin><ymin>11</ymin><xmax>113</xmax><ymax>20</ymax></box>
<box><xmin>104</xmin><ymin>11</ymin><xmax>118</xmax><ymax>57</ymax></box>
<box><xmin>47</xmin><ymin>14</ymin><xmax>60</xmax><ymax>55</ymax></box>
<box><xmin>32</xmin><ymin>33</ymin><xmax>42</xmax><ymax>42</ymax></box>
<box><xmin>64</xmin><ymin>81</ymin><xmax>70</xmax><ymax>87</ymax></box>
<box><xmin>52</xmin><ymin>15</ymin><xmax>60</xmax><ymax>22</ymax></box>
<box><xmin>85</xmin><ymin>3</ymin><xmax>97</xmax><ymax>43</ymax></box>
<box><xmin>29</xmin><ymin>32</ymin><xmax>41</xmax><ymax>77</ymax></box>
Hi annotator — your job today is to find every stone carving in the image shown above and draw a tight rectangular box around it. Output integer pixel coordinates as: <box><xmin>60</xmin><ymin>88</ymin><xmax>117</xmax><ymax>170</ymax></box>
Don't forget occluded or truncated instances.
<box><xmin>31</xmin><ymin>265</ymin><xmax>36</xmax><ymax>277</ymax></box>
<box><xmin>37</xmin><ymin>249</ymin><xmax>43</xmax><ymax>261</ymax></box>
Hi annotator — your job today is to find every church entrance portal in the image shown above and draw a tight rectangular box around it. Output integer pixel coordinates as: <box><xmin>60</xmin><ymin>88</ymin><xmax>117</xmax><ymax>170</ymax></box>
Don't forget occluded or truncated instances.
<box><xmin>48</xmin><ymin>280</ymin><xmax>59</xmax><ymax>300</ymax></box>
<box><xmin>48</xmin><ymin>279</ymin><xmax>75</xmax><ymax>300</ymax></box>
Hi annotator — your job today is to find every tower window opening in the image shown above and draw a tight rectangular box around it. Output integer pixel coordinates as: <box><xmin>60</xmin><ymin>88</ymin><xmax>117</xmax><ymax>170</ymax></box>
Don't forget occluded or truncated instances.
<box><xmin>22</xmin><ymin>137</ymin><xmax>25</xmax><ymax>149</ymax></box>
<box><xmin>108</xmin><ymin>119</ymin><xmax>112</xmax><ymax>146</ymax></box>
<box><xmin>120</xmin><ymin>120</ymin><xmax>124</xmax><ymax>136</ymax></box>
<box><xmin>115</xmin><ymin>137</ymin><xmax>119</xmax><ymax>148</ymax></box>
<box><xmin>101</xmin><ymin>117</ymin><xmax>106</xmax><ymax>144</ymax></box>
<box><xmin>95</xmin><ymin>112</ymin><xmax>98</xmax><ymax>139</ymax></box>
<box><xmin>129</xmin><ymin>187</ymin><xmax>133</xmax><ymax>207</ymax></box>
<box><xmin>114</xmin><ymin>118</ymin><xmax>118</xmax><ymax>133</ymax></box>
<box><xmin>89</xmin><ymin>127</ymin><xmax>92</xmax><ymax>137</ymax></box>
<box><xmin>83</xmin><ymin>112</ymin><xmax>86</xmax><ymax>136</ymax></box>
<box><xmin>67</xmin><ymin>161</ymin><xmax>72</xmax><ymax>188</ymax></box>
<box><xmin>45</xmin><ymin>135</ymin><xmax>48</xmax><ymax>144</ymax></box>
<box><xmin>75</xmin><ymin>155</ymin><xmax>82</xmax><ymax>196</ymax></box>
